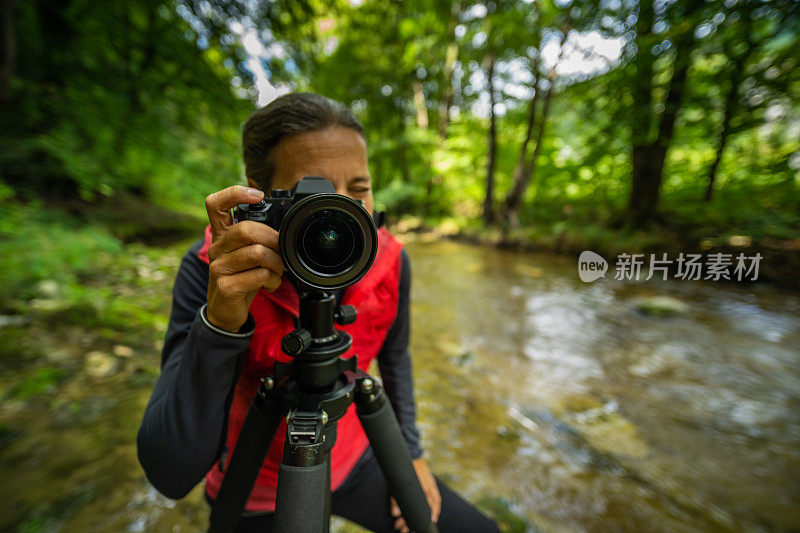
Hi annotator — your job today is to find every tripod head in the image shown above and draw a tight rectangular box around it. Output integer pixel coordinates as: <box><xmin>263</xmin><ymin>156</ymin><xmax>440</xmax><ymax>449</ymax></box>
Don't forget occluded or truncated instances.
<box><xmin>274</xmin><ymin>290</ymin><xmax>359</xmax><ymax>392</ymax></box>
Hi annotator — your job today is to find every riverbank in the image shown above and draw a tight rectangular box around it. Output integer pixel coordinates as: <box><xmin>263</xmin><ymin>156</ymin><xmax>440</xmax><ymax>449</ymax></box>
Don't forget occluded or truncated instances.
<box><xmin>2</xmin><ymin>197</ymin><xmax>799</xmax><ymax>531</ymax></box>
<box><xmin>388</xmin><ymin>215</ymin><xmax>800</xmax><ymax>289</ymax></box>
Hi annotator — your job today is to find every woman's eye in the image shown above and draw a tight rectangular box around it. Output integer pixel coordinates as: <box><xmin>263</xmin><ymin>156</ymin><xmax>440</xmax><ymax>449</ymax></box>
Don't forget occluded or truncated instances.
<box><xmin>350</xmin><ymin>187</ymin><xmax>371</xmax><ymax>194</ymax></box>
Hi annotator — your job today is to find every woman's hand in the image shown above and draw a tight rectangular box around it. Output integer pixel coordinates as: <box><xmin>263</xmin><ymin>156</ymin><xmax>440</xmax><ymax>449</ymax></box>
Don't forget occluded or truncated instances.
<box><xmin>204</xmin><ymin>185</ymin><xmax>285</xmax><ymax>332</ymax></box>
<box><xmin>390</xmin><ymin>458</ymin><xmax>441</xmax><ymax>532</ymax></box>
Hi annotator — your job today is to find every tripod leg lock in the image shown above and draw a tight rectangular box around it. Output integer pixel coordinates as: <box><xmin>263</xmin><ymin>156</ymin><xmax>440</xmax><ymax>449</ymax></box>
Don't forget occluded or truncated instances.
<box><xmin>283</xmin><ymin>408</ymin><xmax>326</xmax><ymax>467</ymax></box>
<box><xmin>354</xmin><ymin>375</ymin><xmax>384</xmax><ymax>414</ymax></box>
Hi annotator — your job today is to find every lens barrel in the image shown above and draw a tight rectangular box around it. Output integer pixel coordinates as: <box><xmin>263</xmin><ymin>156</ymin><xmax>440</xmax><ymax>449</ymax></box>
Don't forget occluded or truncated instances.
<box><xmin>278</xmin><ymin>193</ymin><xmax>377</xmax><ymax>291</ymax></box>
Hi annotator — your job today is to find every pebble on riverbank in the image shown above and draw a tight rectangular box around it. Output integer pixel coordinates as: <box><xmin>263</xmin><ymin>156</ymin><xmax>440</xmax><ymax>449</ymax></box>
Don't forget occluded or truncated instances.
<box><xmin>84</xmin><ymin>351</ymin><xmax>120</xmax><ymax>379</ymax></box>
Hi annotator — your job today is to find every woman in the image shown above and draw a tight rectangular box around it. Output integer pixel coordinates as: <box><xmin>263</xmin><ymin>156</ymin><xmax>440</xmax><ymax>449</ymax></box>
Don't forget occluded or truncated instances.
<box><xmin>137</xmin><ymin>92</ymin><xmax>499</xmax><ymax>532</ymax></box>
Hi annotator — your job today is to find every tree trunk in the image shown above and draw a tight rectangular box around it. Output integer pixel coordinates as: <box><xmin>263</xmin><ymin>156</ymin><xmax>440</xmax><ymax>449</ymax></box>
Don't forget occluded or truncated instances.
<box><xmin>0</xmin><ymin>0</ymin><xmax>16</xmax><ymax>105</ymax></box>
<box><xmin>396</xmin><ymin>111</ymin><xmax>410</xmax><ymax>183</ymax></box>
<box><xmin>705</xmin><ymin>16</ymin><xmax>754</xmax><ymax>202</ymax></box>
<box><xmin>500</xmin><ymin>30</ymin><xmax>567</xmax><ymax>227</ymax></box>
<box><xmin>626</xmin><ymin>0</ymin><xmax>700</xmax><ymax>224</ymax></box>
<box><xmin>438</xmin><ymin>1</ymin><xmax>461</xmax><ymax>144</ymax></box>
<box><xmin>628</xmin><ymin>143</ymin><xmax>669</xmax><ymax>221</ymax></box>
<box><xmin>412</xmin><ymin>77</ymin><xmax>429</xmax><ymax>128</ymax></box>
<box><xmin>438</xmin><ymin>42</ymin><xmax>458</xmax><ymax>143</ymax></box>
<box><xmin>483</xmin><ymin>52</ymin><xmax>497</xmax><ymax>224</ymax></box>
<box><xmin>704</xmin><ymin>81</ymin><xmax>736</xmax><ymax>202</ymax></box>
<box><xmin>528</xmin><ymin>84</ymin><xmax>557</xmax><ymax>206</ymax></box>
<box><xmin>506</xmin><ymin>55</ymin><xmax>542</xmax><ymax>219</ymax></box>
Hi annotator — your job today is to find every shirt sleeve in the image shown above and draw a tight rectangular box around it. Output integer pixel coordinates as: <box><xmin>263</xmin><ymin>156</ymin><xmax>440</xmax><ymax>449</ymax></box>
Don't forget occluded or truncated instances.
<box><xmin>376</xmin><ymin>249</ymin><xmax>424</xmax><ymax>459</ymax></box>
<box><xmin>136</xmin><ymin>238</ymin><xmax>254</xmax><ymax>499</ymax></box>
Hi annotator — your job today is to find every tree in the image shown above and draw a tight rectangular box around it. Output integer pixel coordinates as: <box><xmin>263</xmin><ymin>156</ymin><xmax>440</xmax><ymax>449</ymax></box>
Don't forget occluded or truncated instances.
<box><xmin>704</xmin><ymin>4</ymin><xmax>755</xmax><ymax>201</ymax></box>
<box><xmin>499</xmin><ymin>0</ymin><xmax>572</xmax><ymax>226</ymax></box>
<box><xmin>624</xmin><ymin>0</ymin><xmax>705</xmax><ymax>224</ymax></box>
<box><xmin>500</xmin><ymin>19</ymin><xmax>569</xmax><ymax>227</ymax></box>
<box><xmin>0</xmin><ymin>0</ymin><xmax>306</xmax><ymax>200</ymax></box>
<box><xmin>483</xmin><ymin>49</ymin><xmax>498</xmax><ymax>223</ymax></box>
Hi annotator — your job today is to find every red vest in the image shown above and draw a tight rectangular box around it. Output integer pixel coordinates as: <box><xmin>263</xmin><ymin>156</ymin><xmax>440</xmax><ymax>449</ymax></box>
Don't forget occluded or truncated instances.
<box><xmin>198</xmin><ymin>224</ymin><xmax>403</xmax><ymax>512</ymax></box>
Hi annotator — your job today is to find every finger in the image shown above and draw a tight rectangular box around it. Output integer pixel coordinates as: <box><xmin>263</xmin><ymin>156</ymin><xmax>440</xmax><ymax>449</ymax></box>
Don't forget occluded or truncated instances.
<box><xmin>431</xmin><ymin>494</ymin><xmax>442</xmax><ymax>522</ymax></box>
<box><xmin>426</xmin><ymin>486</ymin><xmax>442</xmax><ymax>521</ymax></box>
<box><xmin>394</xmin><ymin>517</ymin><xmax>408</xmax><ymax>533</ymax></box>
<box><xmin>209</xmin><ymin>221</ymin><xmax>279</xmax><ymax>260</ymax></box>
<box><xmin>205</xmin><ymin>185</ymin><xmax>264</xmax><ymax>240</ymax></box>
<box><xmin>209</xmin><ymin>243</ymin><xmax>284</xmax><ymax>278</ymax></box>
<box><xmin>215</xmin><ymin>267</ymin><xmax>282</xmax><ymax>297</ymax></box>
<box><xmin>390</xmin><ymin>498</ymin><xmax>401</xmax><ymax>518</ymax></box>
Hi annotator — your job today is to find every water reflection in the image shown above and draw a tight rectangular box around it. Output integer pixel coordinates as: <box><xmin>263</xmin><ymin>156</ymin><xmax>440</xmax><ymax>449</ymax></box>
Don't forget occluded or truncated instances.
<box><xmin>407</xmin><ymin>238</ymin><xmax>800</xmax><ymax>532</ymax></box>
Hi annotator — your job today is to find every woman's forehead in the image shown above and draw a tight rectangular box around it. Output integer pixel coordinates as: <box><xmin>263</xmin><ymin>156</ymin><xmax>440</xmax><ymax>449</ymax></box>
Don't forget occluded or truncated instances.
<box><xmin>271</xmin><ymin>126</ymin><xmax>369</xmax><ymax>187</ymax></box>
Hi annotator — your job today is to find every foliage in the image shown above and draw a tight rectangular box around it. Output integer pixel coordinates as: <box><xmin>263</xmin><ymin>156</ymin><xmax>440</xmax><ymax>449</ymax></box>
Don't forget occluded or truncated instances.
<box><xmin>0</xmin><ymin>0</ymin><xmax>308</xmax><ymax>206</ymax></box>
<box><xmin>0</xmin><ymin>201</ymin><xmax>123</xmax><ymax>303</ymax></box>
<box><xmin>0</xmin><ymin>0</ymin><xmax>798</xmax><ymax>296</ymax></box>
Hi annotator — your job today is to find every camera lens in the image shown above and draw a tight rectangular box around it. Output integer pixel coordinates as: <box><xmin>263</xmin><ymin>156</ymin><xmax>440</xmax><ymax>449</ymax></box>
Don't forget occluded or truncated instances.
<box><xmin>279</xmin><ymin>193</ymin><xmax>377</xmax><ymax>291</ymax></box>
<box><xmin>300</xmin><ymin>211</ymin><xmax>360</xmax><ymax>275</ymax></box>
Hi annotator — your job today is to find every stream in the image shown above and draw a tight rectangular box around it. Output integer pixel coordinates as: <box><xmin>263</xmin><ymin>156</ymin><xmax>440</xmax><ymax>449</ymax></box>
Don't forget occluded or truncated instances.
<box><xmin>0</xmin><ymin>237</ymin><xmax>798</xmax><ymax>532</ymax></box>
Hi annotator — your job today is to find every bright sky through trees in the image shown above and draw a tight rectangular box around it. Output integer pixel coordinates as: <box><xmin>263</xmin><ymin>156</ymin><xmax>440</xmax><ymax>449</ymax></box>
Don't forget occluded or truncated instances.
<box><xmin>236</xmin><ymin>22</ymin><xmax>623</xmax><ymax>112</ymax></box>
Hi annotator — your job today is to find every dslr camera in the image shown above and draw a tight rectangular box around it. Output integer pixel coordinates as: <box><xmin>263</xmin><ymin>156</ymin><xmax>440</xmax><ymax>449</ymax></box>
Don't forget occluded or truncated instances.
<box><xmin>233</xmin><ymin>177</ymin><xmax>377</xmax><ymax>291</ymax></box>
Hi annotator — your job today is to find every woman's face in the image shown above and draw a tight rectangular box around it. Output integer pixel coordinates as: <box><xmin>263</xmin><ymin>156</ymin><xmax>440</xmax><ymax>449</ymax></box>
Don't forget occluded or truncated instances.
<box><xmin>248</xmin><ymin>125</ymin><xmax>374</xmax><ymax>215</ymax></box>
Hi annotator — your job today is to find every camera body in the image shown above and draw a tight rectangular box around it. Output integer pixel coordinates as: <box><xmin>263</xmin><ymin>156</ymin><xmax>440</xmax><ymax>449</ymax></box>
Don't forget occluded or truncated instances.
<box><xmin>233</xmin><ymin>177</ymin><xmax>377</xmax><ymax>291</ymax></box>
<box><xmin>234</xmin><ymin>176</ymin><xmax>333</xmax><ymax>231</ymax></box>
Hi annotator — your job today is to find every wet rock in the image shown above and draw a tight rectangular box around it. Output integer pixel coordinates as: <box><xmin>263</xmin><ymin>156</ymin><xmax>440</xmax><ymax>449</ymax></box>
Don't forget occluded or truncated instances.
<box><xmin>728</xmin><ymin>235</ymin><xmax>752</xmax><ymax>247</ymax></box>
<box><xmin>85</xmin><ymin>351</ymin><xmax>120</xmax><ymax>378</ymax></box>
<box><xmin>30</xmin><ymin>298</ymin><xmax>71</xmax><ymax>312</ymax></box>
<box><xmin>36</xmin><ymin>279</ymin><xmax>61</xmax><ymax>298</ymax></box>
<box><xmin>630</xmin><ymin>295</ymin><xmax>690</xmax><ymax>317</ymax></box>
<box><xmin>513</xmin><ymin>263</ymin><xmax>544</xmax><ymax>279</ymax></box>
<box><xmin>45</xmin><ymin>347</ymin><xmax>80</xmax><ymax>363</ymax></box>
<box><xmin>455</xmin><ymin>350</ymin><xmax>475</xmax><ymax>367</ymax></box>
<box><xmin>557</xmin><ymin>394</ymin><xmax>604</xmax><ymax>414</ymax></box>
<box><xmin>112</xmin><ymin>345</ymin><xmax>134</xmax><ymax>358</ymax></box>
<box><xmin>0</xmin><ymin>315</ymin><xmax>28</xmax><ymax>328</ymax></box>
<box><xmin>436</xmin><ymin>339</ymin><xmax>475</xmax><ymax>368</ymax></box>
<box><xmin>571</xmin><ymin>402</ymin><xmax>650</xmax><ymax>458</ymax></box>
<box><xmin>495</xmin><ymin>425</ymin><xmax>522</xmax><ymax>442</ymax></box>
<box><xmin>629</xmin><ymin>342</ymin><xmax>694</xmax><ymax>377</ymax></box>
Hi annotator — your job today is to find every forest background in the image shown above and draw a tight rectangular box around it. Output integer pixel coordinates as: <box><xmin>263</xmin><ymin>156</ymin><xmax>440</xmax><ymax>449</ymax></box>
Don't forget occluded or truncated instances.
<box><xmin>1</xmin><ymin>2</ymin><xmax>799</xmax><ymax>531</ymax></box>
<box><xmin>1</xmin><ymin>0</ymin><xmax>798</xmax><ymax>301</ymax></box>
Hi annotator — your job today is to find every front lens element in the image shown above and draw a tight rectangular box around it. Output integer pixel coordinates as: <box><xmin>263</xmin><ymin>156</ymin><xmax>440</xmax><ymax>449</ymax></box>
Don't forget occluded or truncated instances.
<box><xmin>299</xmin><ymin>211</ymin><xmax>361</xmax><ymax>276</ymax></box>
<box><xmin>318</xmin><ymin>228</ymin><xmax>340</xmax><ymax>252</ymax></box>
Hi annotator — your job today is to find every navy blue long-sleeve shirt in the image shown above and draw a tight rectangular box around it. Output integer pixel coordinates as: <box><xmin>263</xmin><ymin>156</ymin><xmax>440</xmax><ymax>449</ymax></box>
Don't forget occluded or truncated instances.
<box><xmin>137</xmin><ymin>237</ymin><xmax>422</xmax><ymax>500</ymax></box>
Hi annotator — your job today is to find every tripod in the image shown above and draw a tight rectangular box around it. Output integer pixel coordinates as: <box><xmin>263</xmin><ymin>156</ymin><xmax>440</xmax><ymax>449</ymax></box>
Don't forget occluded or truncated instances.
<box><xmin>208</xmin><ymin>290</ymin><xmax>437</xmax><ymax>533</ymax></box>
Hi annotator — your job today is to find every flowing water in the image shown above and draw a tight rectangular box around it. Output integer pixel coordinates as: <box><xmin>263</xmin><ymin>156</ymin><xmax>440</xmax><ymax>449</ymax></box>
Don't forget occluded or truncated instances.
<box><xmin>0</xmin><ymin>238</ymin><xmax>798</xmax><ymax>532</ymax></box>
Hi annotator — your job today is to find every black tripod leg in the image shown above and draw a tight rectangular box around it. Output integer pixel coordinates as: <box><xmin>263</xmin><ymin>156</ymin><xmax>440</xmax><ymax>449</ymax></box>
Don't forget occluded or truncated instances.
<box><xmin>209</xmin><ymin>381</ymin><xmax>282</xmax><ymax>533</ymax></box>
<box><xmin>324</xmin><ymin>449</ymin><xmax>332</xmax><ymax>533</ymax></box>
<box><xmin>274</xmin><ymin>409</ymin><xmax>328</xmax><ymax>533</ymax></box>
<box><xmin>355</xmin><ymin>378</ymin><xmax>438</xmax><ymax>533</ymax></box>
